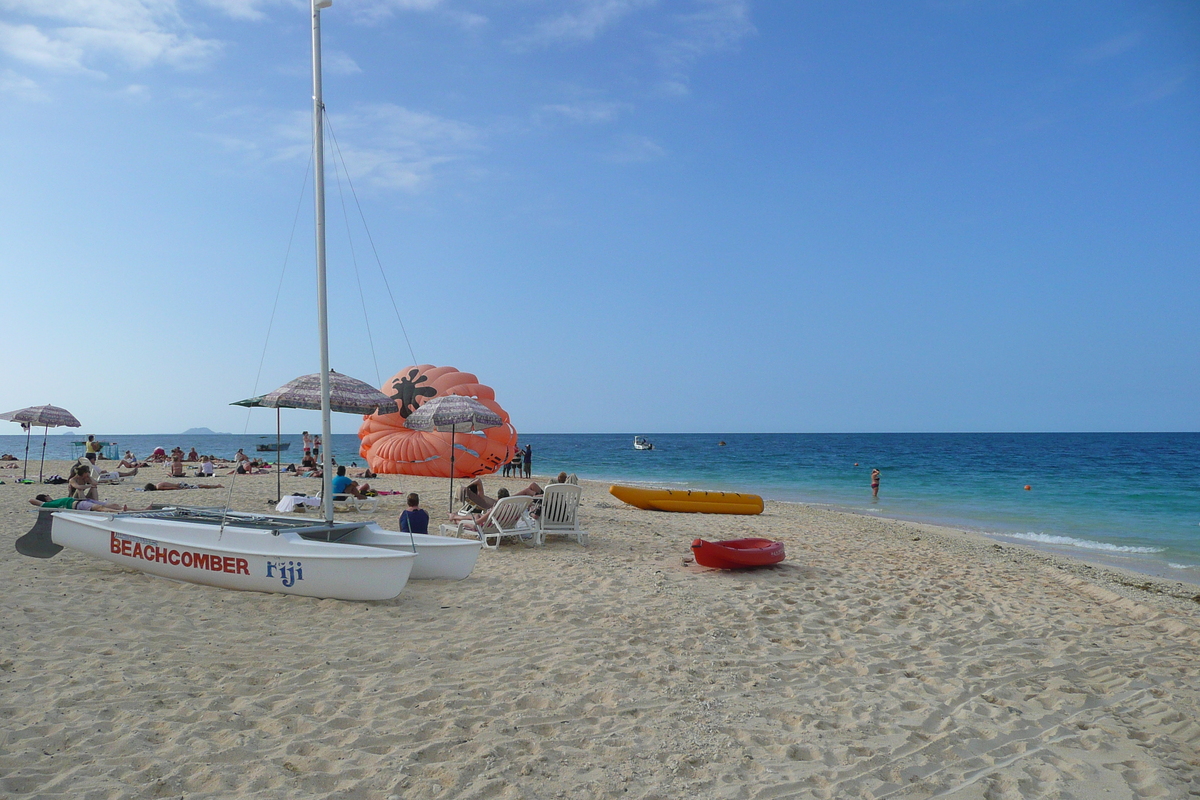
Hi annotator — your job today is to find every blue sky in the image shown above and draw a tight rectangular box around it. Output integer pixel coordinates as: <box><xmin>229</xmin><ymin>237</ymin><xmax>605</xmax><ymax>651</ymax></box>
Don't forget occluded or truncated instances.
<box><xmin>0</xmin><ymin>0</ymin><xmax>1196</xmax><ymax>435</ymax></box>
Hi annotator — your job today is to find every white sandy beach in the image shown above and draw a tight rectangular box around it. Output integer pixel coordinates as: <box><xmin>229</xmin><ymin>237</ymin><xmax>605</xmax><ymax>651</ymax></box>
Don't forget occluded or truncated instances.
<box><xmin>1</xmin><ymin>460</ymin><xmax>1198</xmax><ymax>799</ymax></box>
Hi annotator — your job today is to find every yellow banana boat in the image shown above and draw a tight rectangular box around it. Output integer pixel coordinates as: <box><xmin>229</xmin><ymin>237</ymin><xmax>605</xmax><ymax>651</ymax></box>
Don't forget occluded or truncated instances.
<box><xmin>609</xmin><ymin>485</ymin><xmax>764</xmax><ymax>515</ymax></box>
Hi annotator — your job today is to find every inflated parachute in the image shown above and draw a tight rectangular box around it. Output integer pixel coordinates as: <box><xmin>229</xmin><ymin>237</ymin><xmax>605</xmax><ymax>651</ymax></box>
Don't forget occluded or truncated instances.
<box><xmin>358</xmin><ymin>365</ymin><xmax>518</xmax><ymax>478</ymax></box>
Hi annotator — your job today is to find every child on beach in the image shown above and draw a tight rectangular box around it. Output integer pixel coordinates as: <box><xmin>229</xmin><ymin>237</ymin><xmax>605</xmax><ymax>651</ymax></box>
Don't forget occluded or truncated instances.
<box><xmin>399</xmin><ymin>493</ymin><xmax>429</xmax><ymax>534</ymax></box>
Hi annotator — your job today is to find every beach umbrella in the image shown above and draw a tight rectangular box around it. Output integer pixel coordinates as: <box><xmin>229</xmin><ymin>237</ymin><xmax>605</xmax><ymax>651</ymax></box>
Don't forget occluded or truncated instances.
<box><xmin>231</xmin><ymin>395</ymin><xmax>285</xmax><ymax>502</ymax></box>
<box><xmin>405</xmin><ymin>394</ymin><xmax>504</xmax><ymax>513</ymax></box>
<box><xmin>259</xmin><ymin>370</ymin><xmax>400</xmax><ymax>415</ymax></box>
<box><xmin>0</xmin><ymin>404</ymin><xmax>82</xmax><ymax>482</ymax></box>
<box><xmin>257</xmin><ymin>370</ymin><xmax>400</xmax><ymax>523</ymax></box>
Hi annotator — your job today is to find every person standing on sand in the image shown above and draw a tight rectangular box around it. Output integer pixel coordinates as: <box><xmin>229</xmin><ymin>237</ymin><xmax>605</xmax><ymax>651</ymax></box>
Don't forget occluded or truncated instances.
<box><xmin>302</xmin><ymin>431</ymin><xmax>312</xmax><ymax>458</ymax></box>
<box><xmin>523</xmin><ymin>444</ymin><xmax>532</xmax><ymax>479</ymax></box>
<box><xmin>871</xmin><ymin>468</ymin><xmax>880</xmax><ymax>499</ymax></box>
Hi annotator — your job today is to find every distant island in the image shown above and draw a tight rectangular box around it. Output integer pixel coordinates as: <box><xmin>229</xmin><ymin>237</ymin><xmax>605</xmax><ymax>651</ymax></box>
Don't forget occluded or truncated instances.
<box><xmin>180</xmin><ymin>427</ymin><xmax>230</xmax><ymax>436</ymax></box>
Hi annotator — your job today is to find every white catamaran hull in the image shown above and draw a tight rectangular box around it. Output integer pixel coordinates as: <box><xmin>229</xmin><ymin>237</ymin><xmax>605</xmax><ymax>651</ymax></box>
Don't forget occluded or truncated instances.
<box><xmin>255</xmin><ymin>513</ymin><xmax>482</xmax><ymax>580</ymax></box>
<box><xmin>50</xmin><ymin>511</ymin><xmax>415</xmax><ymax>601</ymax></box>
<box><xmin>336</xmin><ymin>523</ymin><xmax>482</xmax><ymax>580</ymax></box>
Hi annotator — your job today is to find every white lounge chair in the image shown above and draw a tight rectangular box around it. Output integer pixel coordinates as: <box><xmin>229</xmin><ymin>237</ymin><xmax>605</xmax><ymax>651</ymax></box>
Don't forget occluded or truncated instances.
<box><xmin>318</xmin><ymin>491</ymin><xmax>380</xmax><ymax>513</ymax></box>
<box><xmin>534</xmin><ymin>483</ymin><xmax>587</xmax><ymax>546</ymax></box>
<box><xmin>440</xmin><ymin>495</ymin><xmax>537</xmax><ymax>550</ymax></box>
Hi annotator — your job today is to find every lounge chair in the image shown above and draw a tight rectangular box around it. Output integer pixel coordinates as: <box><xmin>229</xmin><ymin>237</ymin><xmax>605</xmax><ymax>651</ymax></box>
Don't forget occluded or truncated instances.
<box><xmin>534</xmin><ymin>483</ymin><xmax>587</xmax><ymax>546</ymax></box>
<box><xmin>317</xmin><ymin>491</ymin><xmax>380</xmax><ymax>513</ymax></box>
<box><xmin>440</xmin><ymin>495</ymin><xmax>537</xmax><ymax>550</ymax></box>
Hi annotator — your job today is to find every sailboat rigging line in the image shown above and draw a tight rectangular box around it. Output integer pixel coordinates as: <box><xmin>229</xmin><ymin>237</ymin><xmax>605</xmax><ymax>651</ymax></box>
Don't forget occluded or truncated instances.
<box><xmin>229</xmin><ymin>154</ymin><xmax>316</xmax><ymax>516</ymax></box>
<box><xmin>249</xmin><ymin>153</ymin><xmax>314</xmax><ymax>402</ymax></box>
<box><xmin>324</xmin><ymin>114</ymin><xmax>419</xmax><ymax>368</ymax></box>
<box><xmin>327</xmin><ymin>122</ymin><xmax>383</xmax><ymax>387</ymax></box>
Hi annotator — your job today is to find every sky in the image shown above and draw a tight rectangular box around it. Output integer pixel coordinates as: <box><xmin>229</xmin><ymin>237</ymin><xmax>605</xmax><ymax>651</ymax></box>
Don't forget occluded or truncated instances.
<box><xmin>0</xmin><ymin>0</ymin><xmax>1197</xmax><ymax>436</ymax></box>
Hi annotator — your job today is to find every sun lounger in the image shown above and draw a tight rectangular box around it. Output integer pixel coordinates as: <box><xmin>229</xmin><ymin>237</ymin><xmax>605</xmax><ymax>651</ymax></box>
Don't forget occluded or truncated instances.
<box><xmin>534</xmin><ymin>483</ymin><xmax>587</xmax><ymax>546</ymax></box>
<box><xmin>440</xmin><ymin>495</ymin><xmax>537</xmax><ymax>550</ymax></box>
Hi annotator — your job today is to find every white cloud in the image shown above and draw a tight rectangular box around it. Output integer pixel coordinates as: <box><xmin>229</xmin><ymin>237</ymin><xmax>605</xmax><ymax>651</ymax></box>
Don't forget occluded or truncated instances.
<box><xmin>655</xmin><ymin>0</ymin><xmax>754</xmax><ymax>94</ymax></box>
<box><xmin>1078</xmin><ymin>32</ymin><xmax>1142</xmax><ymax>64</ymax></box>
<box><xmin>0</xmin><ymin>67</ymin><xmax>48</xmax><ymax>101</ymax></box>
<box><xmin>118</xmin><ymin>81</ymin><xmax>150</xmax><ymax>99</ymax></box>
<box><xmin>0</xmin><ymin>0</ymin><xmax>223</xmax><ymax>75</ymax></box>
<box><xmin>539</xmin><ymin>99</ymin><xmax>629</xmax><ymax>124</ymax></box>
<box><xmin>0</xmin><ymin>22</ymin><xmax>95</xmax><ymax>74</ymax></box>
<box><xmin>196</xmin><ymin>0</ymin><xmax>278</xmax><ymax>22</ymax></box>
<box><xmin>524</xmin><ymin>0</ymin><xmax>655</xmax><ymax>46</ymax></box>
<box><xmin>605</xmin><ymin>133</ymin><xmax>664</xmax><ymax>163</ymax></box>
<box><xmin>345</xmin><ymin>0</ymin><xmax>485</xmax><ymax>29</ymax></box>
<box><xmin>323</xmin><ymin>49</ymin><xmax>362</xmax><ymax>75</ymax></box>
<box><xmin>269</xmin><ymin>102</ymin><xmax>484</xmax><ymax>191</ymax></box>
<box><xmin>512</xmin><ymin>0</ymin><xmax>754</xmax><ymax>95</ymax></box>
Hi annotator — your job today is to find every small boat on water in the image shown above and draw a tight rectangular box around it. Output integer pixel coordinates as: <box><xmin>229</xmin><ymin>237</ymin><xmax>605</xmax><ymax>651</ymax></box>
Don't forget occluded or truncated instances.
<box><xmin>691</xmin><ymin>538</ymin><xmax>785</xmax><ymax>569</ymax></box>
<box><xmin>257</xmin><ymin>442</ymin><xmax>291</xmax><ymax>452</ymax></box>
<box><xmin>610</xmin><ymin>485</ymin><xmax>764</xmax><ymax>515</ymax></box>
<box><xmin>633</xmin><ymin>436</ymin><xmax>654</xmax><ymax>450</ymax></box>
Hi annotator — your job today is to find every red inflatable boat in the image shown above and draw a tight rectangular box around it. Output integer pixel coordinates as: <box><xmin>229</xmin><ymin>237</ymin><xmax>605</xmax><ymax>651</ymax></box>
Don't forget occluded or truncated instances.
<box><xmin>691</xmin><ymin>538</ymin><xmax>785</xmax><ymax>569</ymax></box>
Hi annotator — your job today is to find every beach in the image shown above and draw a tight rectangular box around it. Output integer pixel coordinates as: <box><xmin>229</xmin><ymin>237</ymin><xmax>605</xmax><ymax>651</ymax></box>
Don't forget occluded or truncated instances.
<box><xmin>2</xmin><ymin>461</ymin><xmax>1199</xmax><ymax>799</ymax></box>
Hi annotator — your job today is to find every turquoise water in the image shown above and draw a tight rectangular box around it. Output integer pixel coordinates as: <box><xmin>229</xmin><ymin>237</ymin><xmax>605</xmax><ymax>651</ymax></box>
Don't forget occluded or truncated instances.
<box><xmin>5</xmin><ymin>431</ymin><xmax>1197</xmax><ymax>583</ymax></box>
<box><xmin>518</xmin><ymin>432</ymin><xmax>1200</xmax><ymax>582</ymax></box>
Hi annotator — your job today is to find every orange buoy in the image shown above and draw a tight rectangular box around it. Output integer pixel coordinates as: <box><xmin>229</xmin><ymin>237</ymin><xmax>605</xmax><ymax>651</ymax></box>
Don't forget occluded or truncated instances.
<box><xmin>1024</xmin><ymin>485</ymin><xmax>1032</xmax><ymax>491</ymax></box>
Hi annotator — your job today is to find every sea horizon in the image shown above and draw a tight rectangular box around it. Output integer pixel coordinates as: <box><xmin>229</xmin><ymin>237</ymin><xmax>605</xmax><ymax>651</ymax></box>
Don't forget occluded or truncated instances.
<box><xmin>3</xmin><ymin>430</ymin><xmax>1197</xmax><ymax>588</ymax></box>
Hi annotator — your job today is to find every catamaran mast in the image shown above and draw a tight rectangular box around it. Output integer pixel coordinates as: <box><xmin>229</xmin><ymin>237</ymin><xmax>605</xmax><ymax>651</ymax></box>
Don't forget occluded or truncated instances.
<box><xmin>312</xmin><ymin>0</ymin><xmax>334</xmax><ymax>524</ymax></box>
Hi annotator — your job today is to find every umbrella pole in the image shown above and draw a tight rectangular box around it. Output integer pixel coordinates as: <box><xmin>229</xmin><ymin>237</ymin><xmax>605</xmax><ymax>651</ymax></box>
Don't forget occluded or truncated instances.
<box><xmin>21</xmin><ymin>425</ymin><xmax>29</xmax><ymax>481</ymax></box>
<box><xmin>38</xmin><ymin>426</ymin><xmax>48</xmax><ymax>483</ymax></box>
<box><xmin>448</xmin><ymin>429</ymin><xmax>456</xmax><ymax>516</ymax></box>
<box><xmin>275</xmin><ymin>408</ymin><xmax>282</xmax><ymax>503</ymax></box>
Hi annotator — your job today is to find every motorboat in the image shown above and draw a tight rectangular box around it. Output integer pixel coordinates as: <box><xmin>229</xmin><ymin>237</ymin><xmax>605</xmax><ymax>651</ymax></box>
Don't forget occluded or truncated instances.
<box><xmin>256</xmin><ymin>442</ymin><xmax>291</xmax><ymax>452</ymax></box>
<box><xmin>633</xmin><ymin>436</ymin><xmax>654</xmax><ymax>450</ymax></box>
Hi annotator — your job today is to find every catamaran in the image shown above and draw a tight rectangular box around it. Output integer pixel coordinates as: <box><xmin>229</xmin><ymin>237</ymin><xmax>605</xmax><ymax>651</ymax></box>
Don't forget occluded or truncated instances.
<box><xmin>15</xmin><ymin>0</ymin><xmax>481</xmax><ymax>600</ymax></box>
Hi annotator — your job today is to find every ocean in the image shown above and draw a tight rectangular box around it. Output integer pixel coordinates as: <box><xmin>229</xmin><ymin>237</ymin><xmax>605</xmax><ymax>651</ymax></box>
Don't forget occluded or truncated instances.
<box><xmin>4</xmin><ymin>431</ymin><xmax>1197</xmax><ymax>584</ymax></box>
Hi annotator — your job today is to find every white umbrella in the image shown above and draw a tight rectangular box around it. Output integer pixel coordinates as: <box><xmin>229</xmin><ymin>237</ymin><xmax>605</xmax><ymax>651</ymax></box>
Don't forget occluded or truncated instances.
<box><xmin>405</xmin><ymin>395</ymin><xmax>504</xmax><ymax>513</ymax></box>
<box><xmin>0</xmin><ymin>405</ymin><xmax>81</xmax><ymax>482</ymax></box>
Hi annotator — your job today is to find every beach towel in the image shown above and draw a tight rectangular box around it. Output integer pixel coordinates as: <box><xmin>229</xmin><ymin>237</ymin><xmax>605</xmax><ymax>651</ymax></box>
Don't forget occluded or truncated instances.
<box><xmin>276</xmin><ymin>495</ymin><xmax>321</xmax><ymax>513</ymax></box>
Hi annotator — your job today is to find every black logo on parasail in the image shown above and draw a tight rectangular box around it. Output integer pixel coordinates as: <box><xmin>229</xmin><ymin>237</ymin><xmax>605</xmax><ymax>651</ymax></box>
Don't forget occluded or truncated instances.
<box><xmin>390</xmin><ymin>368</ymin><xmax>438</xmax><ymax>418</ymax></box>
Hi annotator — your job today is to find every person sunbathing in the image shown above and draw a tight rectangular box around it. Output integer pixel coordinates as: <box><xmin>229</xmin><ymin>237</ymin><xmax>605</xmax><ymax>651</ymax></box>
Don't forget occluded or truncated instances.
<box><xmin>96</xmin><ymin>465</ymin><xmax>138</xmax><ymax>483</ymax></box>
<box><xmin>450</xmin><ymin>488</ymin><xmax>511</xmax><ymax>528</ymax></box>
<box><xmin>30</xmin><ymin>494</ymin><xmax>136</xmax><ymax>512</ymax></box>
<box><xmin>143</xmin><ymin>481</ymin><xmax>225</xmax><ymax>491</ymax></box>
<box><xmin>331</xmin><ymin>465</ymin><xmax>370</xmax><ymax>499</ymax></box>
<box><xmin>459</xmin><ymin>479</ymin><xmax>543</xmax><ymax>512</ymax></box>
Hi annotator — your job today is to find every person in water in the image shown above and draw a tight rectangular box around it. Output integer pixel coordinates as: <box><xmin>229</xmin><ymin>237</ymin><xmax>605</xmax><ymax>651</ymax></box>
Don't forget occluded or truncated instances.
<box><xmin>399</xmin><ymin>493</ymin><xmax>429</xmax><ymax>534</ymax></box>
<box><xmin>871</xmin><ymin>468</ymin><xmax>880</xmax><ymax>499</ymax></box>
